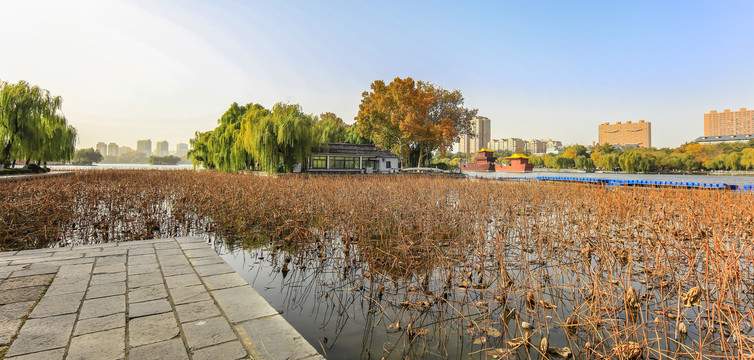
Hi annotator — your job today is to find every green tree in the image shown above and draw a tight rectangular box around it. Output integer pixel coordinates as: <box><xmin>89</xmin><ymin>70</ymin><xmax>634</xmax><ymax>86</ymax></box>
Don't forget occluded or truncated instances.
<box><xmin>562</xmin><ymin>145</ymin><xmax>587</xmax><ymax>159</ymax></box>
<box><xmin>1</xmin><ymin>80</ymin><xmax>75</xmax><ymax>166</ymax></box>
<box><xmin>72</xmin><ymin>148</ymin><xmax>103</xmax><ymax>165</ymax></box>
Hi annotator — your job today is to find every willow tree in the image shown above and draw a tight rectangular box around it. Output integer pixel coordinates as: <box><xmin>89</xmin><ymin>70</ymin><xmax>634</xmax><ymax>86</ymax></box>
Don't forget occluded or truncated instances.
<box><xmin>244</xmin><ymin>103</ymin><xmax>316</xmax><ymax>173</ymax></box>
<box><xmin>313</xmin><ymin>112</ymin><xmax>371</xmax><ymax>147</ymax></box>
<box><xmin>0</xmin><ymin>80</ymin><xmax>75</xmax><ymax>167</ymax></box>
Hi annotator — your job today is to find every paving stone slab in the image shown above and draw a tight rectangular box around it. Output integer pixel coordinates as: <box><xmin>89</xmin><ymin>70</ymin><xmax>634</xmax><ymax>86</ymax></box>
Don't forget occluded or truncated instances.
<box><xmin>165</xmin><ymin>273</ymin><xmax>202</xmax><ymax>288</ymax></box>
<box><xmin>194</xmin><ymin>263</ymin><xmax>235</xmax><ymax>277</ymax></box>
<box><xmin>212</xmin><ymin>286</ymin><xmax>278</xmax><ymax>323</ymax></box>
<box><xmin>127</xmin><ymin>263</ymin><xmax>158</xmax><ymax>275</ymax></box>
<box><xmin>129</xmin><ymin>337</ymin><xmax>188</xmax><ymax>360</ymax></box>
<box><xmin>0</xmin><ymin>301</ymin><xmax>35</xmax><ymax>321</ymax></box>
<box><xmin>0</xmin><ymin>286</ymin><xmax>46</xmax><ymax>305</ymax></box>
<box><xmin>0</xmin><ymin>274</ymin><xmax>54</xmax><ymax>290</ymax></box>
<box><xmin>128</xmin><ymin>272</ymin><xmax>163</xmax><ymax>288</ymax></box>
<box><xmin>56</xmin><ymin>263</ymin><xmax>93</xmax><ymax>278</ymax></box>
<box><xmin>184</xmin><ymin>249</ymin><xmax>219</xmax><ymax>259</ymax></box>
<box><xmin>183</xmin><ymin>316</ymin><xmax>238</xmax><ymax>350</ymax></box>
<box><xmin>191</xmin><ymin>340</ymin><xmax>248</xmax><ymax>360</ymax></box>
<box><xmin>157</xmin><ymin>255</ymin><xmax>191</xmax><ymax>267</ymax></box>
<box><xmin>45</xmin><ymin>278</ymin><xmax>88</xmax><ymax>296</ymax></box>
<box><xmin>5</xmin><ymin>313</ymin><xmax>76</xmax><ymax>357</ymax></box>
<box><xmin>89</xmin><ymin>271</ymin><xmax>126</xmax><ymax>285</ymax></box>
<box><xmin>128</xmin><ymin>283</ymin><xmax>168</xmax><ymax>303</ymax></box>
<box><xmin>128</xmin><ymin>254</ymin><xmax>157</xmax><ymax>265</ymax></box>
<box><xmin>160</xmin><ymin>264</ymin><xmax>193</xmax><ymax>277</ymax></box>
<box><xmin>155</xmin><ymin>249</ymin><xmax>184</xmax><ymax>256</ymax></box>
<box><xmin>128</xmin><ymin>247</ymin><xmax>155</xmax><ymax>255</ymax></box>
<box><xmin>74</xmin><ymin>312</ymin><xmax>125</xmax><ymax>336</ymax></box>
<box><xmin>4</xmin><ymin>348</ymin><xmax>65</xmax><ymax>360</ymax></box>
<box><xmin>128</xmin><ymin>312</ymin><xmax>180</xmax><ymax>348</ymax></box>
<box><xmin>79</xmin><ymin>295</ymin><xmax>125</xmax><ymax>320</ymax></box>
<box><xmin>203</xmin><ymin>272</ymin><xmax>249</xmax><ymax>291</ymax></box>
<box><xmin>28</xmin><ymin>258</ymin><xmax>94</xmax><ymax>268</ymax></box>
<box><xmin>169</xmin><ymin>284</ymin><xmax>212</xmax><ymax>305</ymax></box>
<box><xmin>29</xmin><ymin>291</ymin><xmax>84</xmax><ymax>318</ymax></box>
<box><xmin>128</xmin><ymin>298</ymin><xmax>172</xmax><ymax>319</ymax></box>
<box><xmin>189</xmin><ymin>256</ymin><xmax>227</xmax><ymax>266</ymax></box>
<box><xmin>175</xmin><ymin>300</ymin><xmax>222</xmax><ymax>323</ymax></box>
<box><xmin>8</xmin><ymin>267</ymin><xmax>59</xmax><ymax>278</ymax></box>
<box><xmin>95</xmin><ymin>255</ymin><xmax>127</xmax><ymax>266</ymax></box>
<box><xmin>86</xmin><ymin>281</ymin><xmax>126</xmax><ymax>299</ymax></box>
<box><xmin>235</xmin><ymin>315</ymin><xmax>323</xmax><ymax>360</ymax></box>
<box><xmin>93</xmin><ymin>263</ymin><xmax>126</xmax><ymax>274</ymax></box>
<box><xmin>66</xmin><ymin>327</ymin><xmax>125</xmax><ymax>360</ymax></box>
<box><xmin>0</xmin><ymin>318</ymin><xmax>23</xmax><ymax>345</ymax></box>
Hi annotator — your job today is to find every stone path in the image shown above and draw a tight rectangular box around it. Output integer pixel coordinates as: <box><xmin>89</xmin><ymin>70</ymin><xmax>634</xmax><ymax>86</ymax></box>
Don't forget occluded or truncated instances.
<box><xmin>0</xmin><ymin>237</ymin><xmax>324</xmax><ymax>360</ymax></box>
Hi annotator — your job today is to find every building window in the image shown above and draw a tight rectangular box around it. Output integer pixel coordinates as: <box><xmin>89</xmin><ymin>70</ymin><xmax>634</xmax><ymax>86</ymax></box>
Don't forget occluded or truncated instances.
<box><xmin>330</xmin><ymin>156</ymin><xmax>358</xmax><ymax>169</ymax></box>
<box><xmin>311</xmin><ymin>156</ymin><xmax>327</xmax><ymax>169</ymax></box>
<box><xmin>386</xmin><ymin>160</ymin><xmax>392</xmax><ymax>168</ymax></box>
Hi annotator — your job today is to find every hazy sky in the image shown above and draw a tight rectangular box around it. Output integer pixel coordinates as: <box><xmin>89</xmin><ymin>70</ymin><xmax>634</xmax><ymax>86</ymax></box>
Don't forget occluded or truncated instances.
<box><xmin>2</xmin><ymin>0</ymin><xmax>753</xmax><ymax>150</ymax></box>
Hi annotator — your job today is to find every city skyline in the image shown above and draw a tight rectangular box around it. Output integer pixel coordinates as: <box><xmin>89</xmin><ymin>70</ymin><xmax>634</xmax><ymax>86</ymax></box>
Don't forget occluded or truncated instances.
<box><xmin>2</xmin><ymin>1</ymin><xmax>753</xmax><ymax>149</ymax></box>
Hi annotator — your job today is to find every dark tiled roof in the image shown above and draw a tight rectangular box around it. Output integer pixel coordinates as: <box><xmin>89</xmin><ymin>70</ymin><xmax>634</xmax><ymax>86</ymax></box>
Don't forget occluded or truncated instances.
<box><xmin>695</xmin><ymin>134</ymin><xmax>754</xmax><ymax>142</ymax></box>
<box><xmin>316</xmin><ymin>143</ymin><xmax>396</xmax><ymax>157</ymax></box>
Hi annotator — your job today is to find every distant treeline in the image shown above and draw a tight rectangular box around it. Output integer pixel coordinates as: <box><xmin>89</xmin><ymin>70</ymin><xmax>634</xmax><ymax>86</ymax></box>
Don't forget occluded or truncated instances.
<box><xmin>528</xmin><ymin>141</ymin><xmax>754</xmax><ymax>173</ymax></box>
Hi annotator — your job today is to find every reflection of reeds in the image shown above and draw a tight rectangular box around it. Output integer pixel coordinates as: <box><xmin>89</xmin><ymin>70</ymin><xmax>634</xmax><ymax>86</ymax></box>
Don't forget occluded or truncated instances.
<box><xmin>2</xmin><ymin>170</ymin><xmax>753</xmax><ymax>358</ymax></box>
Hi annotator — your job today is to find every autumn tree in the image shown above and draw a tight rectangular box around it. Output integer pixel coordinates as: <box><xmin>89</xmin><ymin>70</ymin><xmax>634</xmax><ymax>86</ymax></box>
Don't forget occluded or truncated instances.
<box><xmin>355</xmin><ymin>77</ymin><xmax>477</xmax><ymax>167</ymax></box>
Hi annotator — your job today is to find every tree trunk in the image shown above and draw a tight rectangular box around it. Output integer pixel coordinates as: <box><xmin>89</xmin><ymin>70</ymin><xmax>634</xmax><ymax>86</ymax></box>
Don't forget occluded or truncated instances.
<box><xmin>0</xmin><ymin>141</ymin><xmax>13</xmax><ymax>167</ymax></box>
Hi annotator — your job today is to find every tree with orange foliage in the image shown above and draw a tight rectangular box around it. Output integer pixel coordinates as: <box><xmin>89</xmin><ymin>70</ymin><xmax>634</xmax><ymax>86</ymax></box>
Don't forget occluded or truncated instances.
<box><xmin>356</xmin><ymin>77</ymin><xmax>477</xmax><ymax>167</ymax></box>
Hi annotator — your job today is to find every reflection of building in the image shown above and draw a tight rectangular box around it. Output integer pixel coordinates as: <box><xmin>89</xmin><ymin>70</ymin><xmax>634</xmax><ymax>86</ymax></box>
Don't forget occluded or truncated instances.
<box><xmin>136</xmin><ymin>140</ymin><xmax>152</xmax><ymax>157</ymax></box>
<box><xmin>459</xmin><ymin>116</ymin><xmax>491</xmax><ymax>154</ymax></box>
<box><xmin>704</xmin><ymin>108</ymin><xmax>754</xmax><ymax>136</ymax></box>
<box><xmin>176</xmin><ymin>143</ymin><xmax>189</xmax><ymax>159</ymax></box>
<box><xmin>309</xmin><ymin>143</ymin><xmax>399</xmax><ymax>173</ymax></box>
<box><xmin>598</xmin><ymin>120</ymin><xmax>651</xmax><ymax>148</ymax></box>
<box><xmin>107</xmin><ymin>143</ymin><xmax>119</xmax><ymax>157</ymax></box>
<box><xmin>155</xmin><ymin>141</ymin><xmax>169</xmax><ymax>157</ymax></box>
<box><xmin>96</xmin><ymin>142</ymin><xmax>107</xmax><ymax>155</ymax></box>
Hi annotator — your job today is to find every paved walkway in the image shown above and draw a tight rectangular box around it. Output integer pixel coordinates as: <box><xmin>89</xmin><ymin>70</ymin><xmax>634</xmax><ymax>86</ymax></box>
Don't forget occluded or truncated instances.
<box><xmin>0</xmin><ymin>237</ymin><xmax>324</xmax><ymax>360</ymax></box>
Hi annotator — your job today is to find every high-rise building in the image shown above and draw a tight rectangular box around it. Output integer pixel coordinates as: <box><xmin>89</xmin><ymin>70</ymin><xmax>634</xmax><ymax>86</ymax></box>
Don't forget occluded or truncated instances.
<box><xmin>524</xmin><ymin>140</ymin><xmax>547</xmax><ymax>154</ymax></box>
<box><xmin>107</xmin><ymin>143</ymin><xmax>119</xmax><ymax>157</ymax></box>
<box><xmin>488</xmin><ymin>138</ymin><xmax>524</xmax><ymax>153</ymax></box>
<box><xmin>459</xmin><ymin>116</ymin><xmax>491</xmax><ymax>154</ymax></box>
<box><xmin>704</xmin><ymin>108</ymin><xmax>754</xmax><ymax>136</ymax></box>
<box><xmin>155</xmin><ymin>141</ymin><xmax>169</xmax><ymax>157</ymax></box>
<box><xmin>96</xmin><ymin>142</ymin><xmax>107</xmax><ymax>155</ymax></box>
<box><xmin>545</xmin><ymin>139</ymin><xmax>563</xmax><ymax>153</ymax></box>
<box><xmin>176</xmin><ymin>143</ymin><xmax>189</xmax><ymax>159</ymax></box>
<box><xmin>598</xmin><ymin>120</ymin><xmax>651</xmax><ymax>148</ymax></box>
<box><xmin>136</xmin><ymin>140</ymin><xmax>152</xmax><ymax>157</ymax></box>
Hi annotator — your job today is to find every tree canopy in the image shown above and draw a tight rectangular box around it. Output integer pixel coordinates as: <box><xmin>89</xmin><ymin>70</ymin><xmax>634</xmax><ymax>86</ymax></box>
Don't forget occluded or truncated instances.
<box><xmin>190</xmin><ymin>102</ymin><xmax>365</xmax><ymax>173</ymax></box>
<box><xmin>0</xmin><ymin>80</ymin><xmax>77</xmax><ymax>166</ymax></box>
<box><xmin>355</xmin><ymin>77</ymin><xmax>477</xmax><ymax>167</ymax></box>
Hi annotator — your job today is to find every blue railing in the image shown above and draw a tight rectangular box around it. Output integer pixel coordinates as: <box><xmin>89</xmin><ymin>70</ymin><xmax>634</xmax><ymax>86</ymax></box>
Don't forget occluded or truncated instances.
<box><xmin>469</xmin><ymin>174</ymin><xmax>753</xmax><ymax>192</ymax></box>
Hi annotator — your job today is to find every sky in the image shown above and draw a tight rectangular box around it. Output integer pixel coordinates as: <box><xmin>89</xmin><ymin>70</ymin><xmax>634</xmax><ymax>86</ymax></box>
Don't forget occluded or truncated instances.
<box><xmin>1</xmin><ymin>0</ymin><xmax>753</xmax><ymax>150</ymax></box>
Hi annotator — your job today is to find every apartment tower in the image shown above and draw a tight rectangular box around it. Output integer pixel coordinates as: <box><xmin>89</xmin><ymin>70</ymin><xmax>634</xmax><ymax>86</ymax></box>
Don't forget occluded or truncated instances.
<box><xmin>598</xmin><ymin>120</ymin><xmax>651</xmax><ymax>148</ymax></box>
<box><xmin>459</xmin><ymin>116</ymin><xmax>491</xmax><ymax>154</ymax></box>
<box><xmin>704</xmin><ymin>108</ymin><xmax>754</xmax><ymax>136</ymax></box>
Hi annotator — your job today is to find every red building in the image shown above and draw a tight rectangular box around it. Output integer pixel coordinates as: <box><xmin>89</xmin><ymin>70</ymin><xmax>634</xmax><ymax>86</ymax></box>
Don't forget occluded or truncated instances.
<box><xmin>495</xmin><ymin>154</ymin><xmax>534</xmax><ymax>173</ymax></box>
<box><xmin>459</xmin><ymin>149</ymin><xmax>496</xmax><ymax>172</ymax></box>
